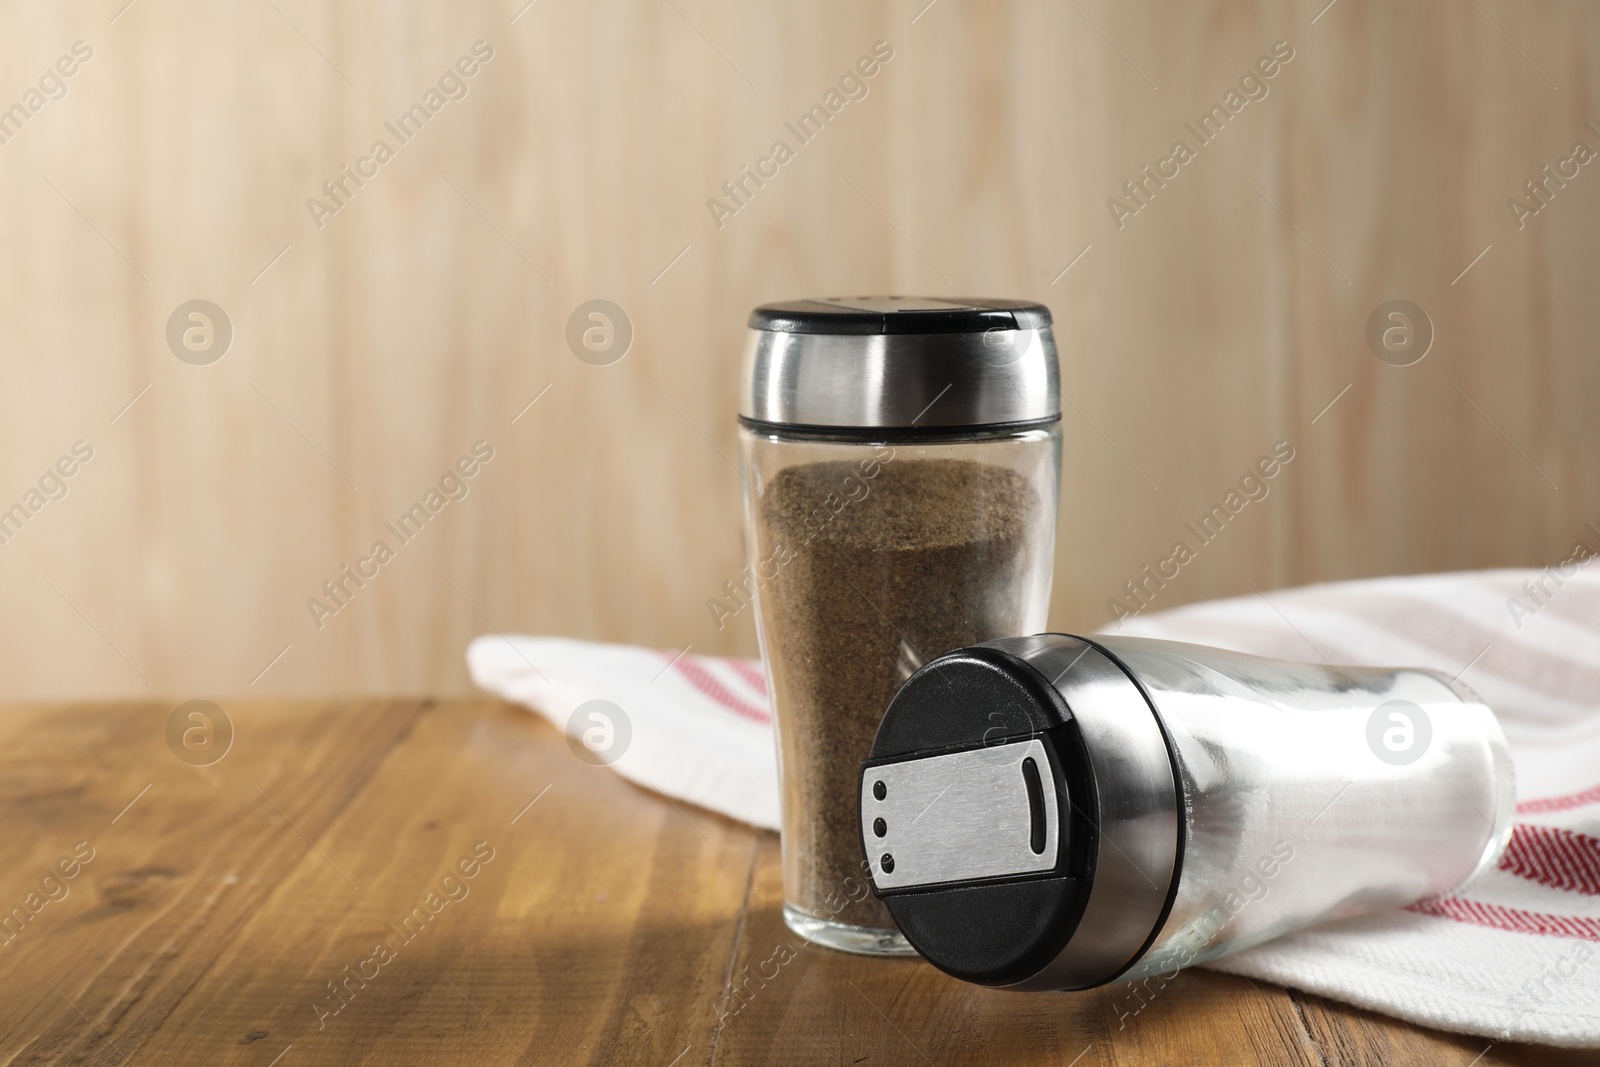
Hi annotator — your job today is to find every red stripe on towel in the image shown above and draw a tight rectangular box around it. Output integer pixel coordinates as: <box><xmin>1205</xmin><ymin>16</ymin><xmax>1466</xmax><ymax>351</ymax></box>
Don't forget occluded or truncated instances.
<box><xmin>1519</xmin><ymin>782</ymin><xmax>1600</xmax><ymax>815</ymax></box>
<box><xmin>727</xmin><ymin>658</ymin><xmax>769</xmax><ymax>696</ymax></box>
<box><xmin>1407</xmin><ymin>896</ymin><xmax>1600</xmax><ymax>942</ymax></box>
<box><xmin>1499</xmin><ymin>824</ymin><xmax>1600</xmax><ymax>896</ymax></box>
<box><xmin>669</xmin><ymin>655</ymin><xmax>772</xmax><ymax>725</ymax></box>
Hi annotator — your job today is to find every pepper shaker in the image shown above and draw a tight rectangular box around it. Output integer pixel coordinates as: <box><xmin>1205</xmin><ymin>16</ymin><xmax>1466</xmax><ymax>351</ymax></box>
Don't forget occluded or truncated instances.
<box><xmin>738</xmin><ymin>297</ymin><xmax>1063</xmax><ymax>955</ymax></box>
<box><xmin>858</xmin><ymin>633</ymin><xmax>1515</xmax><ymax>987</ymax></box>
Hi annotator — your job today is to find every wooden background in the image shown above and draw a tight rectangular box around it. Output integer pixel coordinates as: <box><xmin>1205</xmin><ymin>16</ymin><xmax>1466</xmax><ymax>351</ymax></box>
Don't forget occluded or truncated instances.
<box><xmin>0</xmin><ymin>0</ymin><xmax>1596</xmax><ymax>699</ymax></box>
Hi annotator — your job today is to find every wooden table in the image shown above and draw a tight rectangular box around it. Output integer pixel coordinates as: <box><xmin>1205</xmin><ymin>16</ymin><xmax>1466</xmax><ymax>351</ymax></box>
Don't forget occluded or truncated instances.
<box><xmin>0</xmin><ymin>699</ymin><xmax>1589</xmax><ymax>1066</ymax></box>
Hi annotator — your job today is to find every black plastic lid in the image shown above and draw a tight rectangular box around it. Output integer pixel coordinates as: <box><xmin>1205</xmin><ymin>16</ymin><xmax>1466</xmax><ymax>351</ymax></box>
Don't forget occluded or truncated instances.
<box><xmin>862</xmin><ymin>647</ymin><xmax>1100</xmax><ymax>986</ymax></box>
<box><xmin>860</xmin><ymin>636</ymin><xmax>1184</xmax><ymax>991</ymax></box>
<box><xmin>748</xmin><ymin>296</ymin><xmax>1053</xmax><ymax>335</ymax></box>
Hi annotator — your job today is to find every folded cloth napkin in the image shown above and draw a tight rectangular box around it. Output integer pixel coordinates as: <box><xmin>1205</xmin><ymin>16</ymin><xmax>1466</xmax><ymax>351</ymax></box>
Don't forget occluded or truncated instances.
<box><xmin>468</xmin><ymin>564</ymin><xmax>1600</xmax><ymax>1047</ymax></box>
<box><xmin>468</xmin><ymin>636</ymin><xmax>780</xmax><ymax>828</ymax></box>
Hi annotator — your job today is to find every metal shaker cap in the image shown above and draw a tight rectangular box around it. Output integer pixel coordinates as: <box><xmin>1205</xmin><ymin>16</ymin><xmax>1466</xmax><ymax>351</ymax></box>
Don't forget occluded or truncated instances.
<box><xmin>740</xmin><ymin>297</ymin><xmax>1060</xmax><ymax>434</ymax></box>
<box><xmin>859</xmin><ymin>634</ymin><xmax>1183</xmax><ymax>991</ymax></box>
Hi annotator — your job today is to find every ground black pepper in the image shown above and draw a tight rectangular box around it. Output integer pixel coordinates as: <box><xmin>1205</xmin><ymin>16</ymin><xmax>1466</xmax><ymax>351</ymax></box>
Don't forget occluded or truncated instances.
<box><xmin>758</xmin><ymin>456</ymin><xmax>1041</xmax><ymax>930</ymax></box>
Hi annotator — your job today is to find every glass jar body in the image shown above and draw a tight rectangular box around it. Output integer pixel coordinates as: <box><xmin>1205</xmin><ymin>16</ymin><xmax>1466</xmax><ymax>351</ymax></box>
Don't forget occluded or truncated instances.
<box><xmin>739</xmin><ymin>425</ymin><xmax>1061</xmax><ymax>954</ymax></box>
<box><xmin>1096</xmin><ymin>637</ymin><xmax>1516</xmax><ymax>984</ymax></box>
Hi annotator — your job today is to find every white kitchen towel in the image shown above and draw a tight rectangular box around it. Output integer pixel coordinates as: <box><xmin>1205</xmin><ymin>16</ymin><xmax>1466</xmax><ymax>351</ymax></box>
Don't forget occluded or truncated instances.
<box><xmin>467</xmin><ymin>637</ymin><xmax>782</xmax><ymax>829</ymax></box>
<box><xmin>468</xmin><ymin>564</ymin><xmax>1600</xmax><ymax>1047</ymax></box>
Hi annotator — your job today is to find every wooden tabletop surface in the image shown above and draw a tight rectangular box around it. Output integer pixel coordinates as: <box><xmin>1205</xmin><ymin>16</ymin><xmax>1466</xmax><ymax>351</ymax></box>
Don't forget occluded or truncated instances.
<box><xmin>0</xmin><ymin>698</ymin><xmax>1591</xmax><ymax>1067</ymax></box>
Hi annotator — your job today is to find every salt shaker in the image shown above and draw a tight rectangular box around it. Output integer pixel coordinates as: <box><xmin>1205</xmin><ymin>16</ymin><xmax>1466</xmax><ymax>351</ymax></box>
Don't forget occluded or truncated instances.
<box><xmin>738</xmin><ymin>297</ymin><xmax>1062</xmax><ymax>955</ymax></box>
<box><xmin>857</xmin><ymin>633</ymin><xmax>1515</xmax><ymax>988</ymax></box>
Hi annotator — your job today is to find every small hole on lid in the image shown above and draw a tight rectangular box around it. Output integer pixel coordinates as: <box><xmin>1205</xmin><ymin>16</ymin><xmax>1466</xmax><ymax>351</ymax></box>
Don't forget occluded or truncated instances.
<box><xmin>873</xmin><ymin>817</ymin><xmax>886</xmax><ymax>838</ymax></box>
<box><xmin>873</xmin><ymin>781</ymin><xmax>886</xmax><ymax>801</ymax></box>
<box><xmin>880</xmin><ymin>853</ymin><xmax>895</xmax><ymax>873</ymax></box>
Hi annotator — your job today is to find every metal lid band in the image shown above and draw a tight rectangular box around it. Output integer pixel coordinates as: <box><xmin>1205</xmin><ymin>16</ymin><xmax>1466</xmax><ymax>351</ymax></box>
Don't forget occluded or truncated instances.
<box><xmin>994</xmin><ymin>635</ymin><xmax>1183</xmax><ymax>990</ymax></box>
<box><xmin>739</xmin><ymin>324</ymin><xmax>1060</xmax><ymax>430</ymax></box>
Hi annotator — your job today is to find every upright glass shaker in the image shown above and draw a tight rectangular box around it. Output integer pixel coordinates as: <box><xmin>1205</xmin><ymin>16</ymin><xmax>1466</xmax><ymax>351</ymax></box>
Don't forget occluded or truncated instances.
<box><xmin>857</xmin><ymin>633</ymin><xmax>1515</xmax><ymax>987</ymax></box>
<box><xmin>738</xmin><ymin>297</ymin><xmax>1062</xmax><ymax>955</ymax></box>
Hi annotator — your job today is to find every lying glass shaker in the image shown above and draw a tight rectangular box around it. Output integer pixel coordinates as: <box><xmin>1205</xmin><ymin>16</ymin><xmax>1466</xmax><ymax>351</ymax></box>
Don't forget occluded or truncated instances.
<box><xmin>857</xmin><ymin>633</ymin><xmax>1514</xmax><ymax>989</ymax></box>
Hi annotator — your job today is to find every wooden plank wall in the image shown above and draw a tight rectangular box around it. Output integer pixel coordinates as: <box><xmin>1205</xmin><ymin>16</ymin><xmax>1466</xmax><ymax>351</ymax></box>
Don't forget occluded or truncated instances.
<box><xmin>0</xmin><ymin>0</ymin><xmax>1594</xmax><ymax>699</ymax></box>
